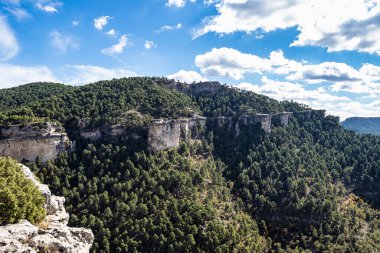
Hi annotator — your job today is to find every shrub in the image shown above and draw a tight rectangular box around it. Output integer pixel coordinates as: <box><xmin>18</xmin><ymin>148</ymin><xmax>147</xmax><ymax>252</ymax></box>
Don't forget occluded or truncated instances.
<box><xmin>0</xmin><ymin>157</ymin><xmax>46</xmax><ymax>224</ymax></box>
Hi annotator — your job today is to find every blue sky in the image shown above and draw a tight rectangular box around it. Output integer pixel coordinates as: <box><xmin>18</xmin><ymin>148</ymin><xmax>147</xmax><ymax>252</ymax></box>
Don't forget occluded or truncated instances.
<box><xmin>1</xmin><ymin>0</ymin><xmax>380</xmax><ymax>119</ymax></box>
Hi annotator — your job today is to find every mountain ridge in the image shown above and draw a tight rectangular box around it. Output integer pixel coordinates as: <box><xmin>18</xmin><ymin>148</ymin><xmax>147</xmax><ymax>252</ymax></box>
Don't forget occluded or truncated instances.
<box><xmin>0</xmin><ymin>77</ymin><xmax>379</xmax><ymax>252</ymax></box>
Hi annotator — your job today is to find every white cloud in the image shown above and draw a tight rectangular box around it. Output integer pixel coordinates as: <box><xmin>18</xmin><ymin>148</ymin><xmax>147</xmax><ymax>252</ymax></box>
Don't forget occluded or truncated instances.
<box><xmin>155</xmin><ymin>23</ymin><xmax>182</xmax><ymax>34</ymax></box>
<box><xmin>0</xmin><ymin>16</ymin><xmax>19</xmax><ymax>61</ymax></box>
<box><xmin>101</xmin><ymin>35</ymin><xmax>128</xmax><ymax>55</ymax></box>
<box><xmin>195</xmin><ymin>47</ymin><xmax>380</xmax><ymax>83</ymax></box>
<box><xmin>195</xmin><ymin>47</ymin><xmax>303</xmax><ymax>80</ymax></box>
<box><xmin>195</xmin><ymin>0</ymin><xmax>380</xmax><ymax>55</ymax></box>
<box><xmin>166</xmin><ymin>0</ymin><xmax>196</xmax><ymax>7</ymax></box>
<box><xmin>106</xmin><ymin>29</ymin><xmax>117</xmax><ymax>37</ymax></box>
<box><xmin>49</xmin><ymin>30</ymin><xmax>79</xmax><ymax>53</ymax></box>
<box><xmin>144</xmin><ymin>40</ymin><xmax>155</xmax><ymax>49</ymax></box>
<box><xmin>239</xmin><ymin>76</ymin><xmax>349</xmax><ymax>103</ymax></box>
<box><xmin>167</xmin><ymin>69</ymin><xmax>206</xmax><ymax>83</ymax></box>
<box><xmin>94</xmin><ymin>15</ymin><xmax>112</xmax><ymax>30</ymax></box>
<box><xmin>331</xmin><ymin>81</ymin><xmax>380</xmax><ymax>94</ymax></box>
<box><xmin>360</xmin><ymin>63</ymin><xmax>380</xmax><ymax>79</ymax></box>
<box><xmin>62</xmin><ymin>65</ymin><xmax>136</xmax><ymax>85</ymax></box>
<box><xmin>236</xmin><ymin>77</ymin><xmax>365</xmax><ymax>119</ymax></box>
<box><xmin>72</xmin><ymin>20</ymin><xmax>79</xmax><ymax>26</ymax></box>
<box><xmin>36</xmin><ymin>3</ymin><xmax>57</xmax><ymax>12</ymax></box>
<box><xmin>204</xmin><ymin>0</ymin><xmax>218</xmax><ymax>5</ymax></box>
<box><xmin>0</xmin><ymin>63</ymin><xmax>137</xmax><ymax>88</ymax></box>
<box><xmin>3</xmin><ymin>7</ymin><xmax>30</xmax><ymax>20</ymax></box>
<box><xmin>166</xmin><ymin>0</ymin><xmax>186</xmax><ymax>7</ymax></box>
<box><xmin>35</xmin><ymin>1</ymin><xmax>63</xmax><ymax>13</ymax></box>
<box><xmin>287</xmin><ymin>62</ymin><xmax>363</xmax><ymax>84</ymax></box>
<box><xmin>0</xmin><ymin>63</ymin><xmax>58</xmax><ymax>88</ymax></box>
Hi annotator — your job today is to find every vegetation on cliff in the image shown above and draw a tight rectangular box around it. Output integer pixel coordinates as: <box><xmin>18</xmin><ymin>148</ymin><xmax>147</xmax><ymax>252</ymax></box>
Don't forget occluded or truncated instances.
<box><xmin>1</xmin><ymin>77</ymin><xmax>380</xmax><ymax>252</ymax></box>
<box><xmin>0</xmin><ymin>157</ymin><xmax>46</xmax><ymax>225</ymax></box>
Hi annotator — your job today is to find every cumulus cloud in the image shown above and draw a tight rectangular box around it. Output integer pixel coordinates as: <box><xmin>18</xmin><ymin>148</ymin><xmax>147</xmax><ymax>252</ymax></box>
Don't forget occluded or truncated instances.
<box><xmin>106</xmin><ymin>29</ymin><xmax>117</xmax><ymax>37</ymax></box>
<box><xmin>49</xmin><ymin>30</ymin><xmax>79</xmax><ymax>53</ymax></box>
<box><xmin>155</xmin><ymin>23</ymin><xmax>182</xmax><ymax>34</ymax></box>
<box><xmin>195</xmin><ymin>47</ymin><xmax>304</xmax><ymax>80</ymax></box>
<box><xmin>167</xmin><ymin>69</ymin><xmax>206</xmax><ymax>83</ymax></box>
<box><xmin>35</xmin><ymin>1</ymin><xmax>62</xmax><ymax>13</ymax></box>
<box><xmin>101</xmin><ymin>35</ymin><xmax>128</xmax><ymax>55</ymax></box>
<box><xmin>287</xmin><ymin>62</ymin><xmax>363</xmax><ymax>83</ymax></box>
<box><xmin>144</xmin><ymin>40</ymin><xmax>155</xmax><ymax>49</ymax></box>
<box><xmin>94</xmin><ymin>16</ymin><xmax>112</xmax><ymax>30</ymax></box>
<box><xmin>194</xmin><ymin>0</ymin><xmax>380</xmax><ymax>55</ymax></box>
<box><xmin>62</xmin><ymin>65</ymin><xmax>136</xmax><ymax>85</ymax></box>
<box><xmin>166</xmin><ymin>0</ymin><xmax>196</xmax><ymax>8</ymax></box>
<box><xmin>235</xmin><ymin>77</ymin><xmax>380</xmax><ymax>120</ymax></box>
<box><xmin>195</xmin><ymin>47</ymin><xmax>271</xmax><ymax>80</ymax></box>
<box><xmin>36</xmin><ymin>3</ymin><xmax>56</xmax><ymax>12</ymax></box>
<box><xmin>196</xmin><ymin>47</ymin><xmax>379</xmax><ymax>81</ymax></box>
<box><xmin>0</xmin><ymin>63</ymin><xmax>58</xmax><ymax>88</ymax></box>
<box><xmin>0</xmin><ymin>16</ymin><xmax>19</xmax><ymax>61</ymax></box>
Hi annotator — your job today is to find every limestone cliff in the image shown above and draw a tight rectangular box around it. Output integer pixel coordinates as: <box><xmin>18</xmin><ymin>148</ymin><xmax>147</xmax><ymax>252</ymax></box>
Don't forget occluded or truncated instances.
<box><xmin>78</xmin><ymin>110</ymin><xmax>330</xmax><ymax>152</ymax></box>
<box><xmin>162</xmin><ymin>80</ymin><xmax>222</xmax><ymax>97</ymax></box>
<box><xmin>0</xmin><ymin>164</ymin><xmax>94</xmax><ymax>253</ymax></box>
<box><xmin>209</xmin><ymin>112</ymin><xmax>293</xmax><ymax>138</ymax></box>
<box><xmin>148</xmin><ymin>116</ymin><xmax>207</xmax><ymax>151</ymax></box>
<box><xmin>0</xmin><ymin>122</ymin><xmax>72</xmax><ymax>163</ymax></box>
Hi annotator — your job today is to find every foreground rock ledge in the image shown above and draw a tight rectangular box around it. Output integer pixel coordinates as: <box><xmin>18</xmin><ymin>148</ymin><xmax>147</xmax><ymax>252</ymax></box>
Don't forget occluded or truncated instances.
<box><xmin>0</xmin><ymin>165</ymin><xmax>94</xmax><ymax>253</ymax></box>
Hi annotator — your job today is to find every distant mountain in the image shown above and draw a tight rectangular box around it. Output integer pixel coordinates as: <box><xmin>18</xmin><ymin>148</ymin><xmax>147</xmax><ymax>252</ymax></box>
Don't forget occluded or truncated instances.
<box><xmin>341</xmin><ymin>117</ymin><xmax>380</xmax><ymax>135</ymax></box>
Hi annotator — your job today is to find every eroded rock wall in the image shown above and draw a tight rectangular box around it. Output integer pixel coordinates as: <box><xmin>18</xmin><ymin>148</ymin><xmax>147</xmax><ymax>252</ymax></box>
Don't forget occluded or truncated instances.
<box><xmin>296</xmin><ymin>109</ymin><xmax>326</xmax><ymax>120</ymax></box>
<box><xmin>0</xmin><ymin>165</ymin><xmax>94</xmax><ymax>253</ymax></box>
<box><xmin>0</xmin><ymin>122</ymin><xmax>72</xmax><ymax>163</ymax></box>
<box><xmin>148</xmin><ymin>116</ymin><xmax>207</xmax><ymax>151</ymax></box>
<box><xmin>272</xmin><ymin>112</ymin><xmax>293</xmax><ymax>127</ymax></box>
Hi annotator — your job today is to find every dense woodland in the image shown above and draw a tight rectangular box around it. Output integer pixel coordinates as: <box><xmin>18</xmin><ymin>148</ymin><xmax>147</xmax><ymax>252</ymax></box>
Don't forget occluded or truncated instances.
<box><xmin>342</xmin><ymin>117</ymin><xmax>380</xmax><ymax>135</ymax></box>
<box><xmin>1</xmin><ymin>77</ymin><xmax>380</xmax><ymax>252</ymax></box>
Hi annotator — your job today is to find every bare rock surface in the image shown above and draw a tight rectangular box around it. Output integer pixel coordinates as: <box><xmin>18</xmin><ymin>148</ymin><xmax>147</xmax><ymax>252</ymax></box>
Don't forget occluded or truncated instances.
<box><xmin>0</xmin><ymin>165</ymin><xmax>94</xmax><ymax>253</ymax></box>
<box><xmin>0</xmin><ymin>122</ymin><xmax>72</xmax><ymax>163</ymax></box>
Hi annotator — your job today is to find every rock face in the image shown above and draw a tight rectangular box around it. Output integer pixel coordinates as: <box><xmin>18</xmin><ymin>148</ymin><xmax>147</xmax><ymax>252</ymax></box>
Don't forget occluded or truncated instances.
<box><xmin>80</xmin><ymin>124</ymin><xmax>128</xmax><ymax>142</ymax></box>
<box><xmin>148</xmin><ymin>116</ymin><xmax>207</xmax><ymax>151</ymax></box>
<box><xmin>163</xmin><ymin>81</ymin><xmax>222</xmax><ymax>97</ymax></box>
<box><xmin>296</xmin><ymin>109</ymin><xmax>326</xmax><ymax>120</ymax></box>
<box><xmin>0</xmin><ymin>122</ymin><xmax>72</xmax><ymax>163</ymax></box>
<box><xmin>80</xmin><ymin>109</ymin><xmax>331</xmax><ymax>152</ymax></box>
<box><xmin>0</xmin><ymin>165</ymin><xmax>94</xmax><ymax>253</ymax></box>
<box><xmin>272</xmin><ymin>112</ymin><xmax>293</xmax><ymax>127</ymax></box>
<box><xmin>209</xmin><ymin>112</ymin><xmax>293</xmax><ymax>138</ymax></box>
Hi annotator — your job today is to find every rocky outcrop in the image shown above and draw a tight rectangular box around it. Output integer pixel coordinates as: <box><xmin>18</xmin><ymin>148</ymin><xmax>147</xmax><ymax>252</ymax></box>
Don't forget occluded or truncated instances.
<box><xmin>296</xmin><ymin>109</ymin><xmax>326</xmax><ymax>120</ymax></box>
<box><xmin>209</xmin><ymin>112</ymin><xmax>293</xmax><ymax>138</ymax></box>
<box><xmin>148</xmin><ymin>116</ymin><xmax>207</xmax><ymax>151</ymax></box>
<box><xmin>0</xmin><ymin>165</ymin><xmax>94</xmax><ymax>253</ymax></box>
<box><xmin>163</xmin><ymin>81</ymin><xmax>222</xmax><ymax>97</ymax></box>
<box><xmin>0</xmin><ymin>122</ymin><xmax>72</xmax><ymax>163</ymax></box>
<box><xmin>271</xmin><ymin>112</ymin><xmax>293</xmax><ymax>127</ymax></box>
<box><xmin>80</xmin><ymin>124</ymin><xmax>133</xmax><ymax>142</ymax></box>
<box><xmin>79</xmin><ymin>109</ymin><xmax>332</xmax><ymax>152</ymax></box>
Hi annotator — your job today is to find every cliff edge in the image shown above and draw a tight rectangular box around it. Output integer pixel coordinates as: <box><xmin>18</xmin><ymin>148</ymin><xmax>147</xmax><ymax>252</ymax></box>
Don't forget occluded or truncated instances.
<box><xmin>0</xmin><ymin>164</ymin><xmax>94</xmax><ymax>253</ymax></box>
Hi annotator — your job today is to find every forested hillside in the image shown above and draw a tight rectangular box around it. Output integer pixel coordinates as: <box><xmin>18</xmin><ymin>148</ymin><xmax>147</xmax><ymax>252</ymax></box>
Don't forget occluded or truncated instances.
<box><xmin>1</xmin><ymin>77</ymin><xmax>380</xmax><ymax>252</ymax></box>
<box><xmin>342</xmin><ymin>117</ymin><xmax>380</xmax><ymax>135</ymax></box>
